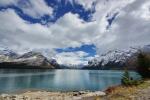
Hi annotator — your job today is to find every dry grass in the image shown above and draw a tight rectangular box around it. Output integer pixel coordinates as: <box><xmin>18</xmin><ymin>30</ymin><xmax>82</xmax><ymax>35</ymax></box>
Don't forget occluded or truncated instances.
<box><xmin>99</xmin><ymin>79</ymin><xmax>150</xmax><ymax>100</ymax></box>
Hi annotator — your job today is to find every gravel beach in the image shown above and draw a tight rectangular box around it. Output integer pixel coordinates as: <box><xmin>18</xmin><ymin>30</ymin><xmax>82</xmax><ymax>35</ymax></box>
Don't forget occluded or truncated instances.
<box><xmin>0</xmin><ymin>91</ymin><xmax>106</xmax><ymax>100</ymax></box>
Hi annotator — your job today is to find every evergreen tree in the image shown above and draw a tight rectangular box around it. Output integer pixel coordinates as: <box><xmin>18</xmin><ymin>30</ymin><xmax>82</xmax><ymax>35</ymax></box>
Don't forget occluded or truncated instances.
<box><xmin>121</xmin><ymin>70</ymin><xmax>132</xmax><ymax>85</ymax></box>
<box><xmin>137</xmin><ymin>52</ymin><xmax>150</xmax><ymax>78</ymax></box>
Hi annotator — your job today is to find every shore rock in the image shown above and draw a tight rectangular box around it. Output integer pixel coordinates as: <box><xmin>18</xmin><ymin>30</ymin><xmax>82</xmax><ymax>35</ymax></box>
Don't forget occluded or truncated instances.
<box><xmin>0</xmin><ymin>91</ymin><xmax>106</xmax><ymax>100</ymax></box>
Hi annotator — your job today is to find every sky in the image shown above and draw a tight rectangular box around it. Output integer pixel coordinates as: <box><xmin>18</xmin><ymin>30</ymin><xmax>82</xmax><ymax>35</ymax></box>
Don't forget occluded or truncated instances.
<box><xmin>0</xmin><ymin>0</ymin><xmax>150</xmax><ymax>65</ymax></box>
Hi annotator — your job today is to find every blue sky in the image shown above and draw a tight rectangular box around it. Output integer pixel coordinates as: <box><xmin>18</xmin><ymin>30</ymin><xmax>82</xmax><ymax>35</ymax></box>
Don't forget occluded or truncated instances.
<box><xmin>55</xmin><ymin>44</ymin><xmax>96</xmax><ymax>57</ymax></box>
<box><xmin>0</xmin><ymin>0</ymin><xmax>95</xmax><ymax>24</ymax></box>
<box><xmin>0</xmin><ymin>0</ymin><xmax>150</xmax><ymax>65</ymax></box>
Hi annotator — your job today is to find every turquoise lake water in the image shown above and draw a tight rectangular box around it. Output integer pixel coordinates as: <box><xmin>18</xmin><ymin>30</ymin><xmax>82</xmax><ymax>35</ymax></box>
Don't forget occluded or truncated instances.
<box><xmin>0</xmin><ymin>69</ymin><xmax>140</xmax><ymax>93</ymax></box>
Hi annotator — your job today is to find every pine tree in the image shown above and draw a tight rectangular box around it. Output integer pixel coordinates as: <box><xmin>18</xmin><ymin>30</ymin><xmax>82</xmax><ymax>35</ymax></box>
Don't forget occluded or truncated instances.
<box><xmin>121</xmin><ymin>70</ymin><xmax>132</xmax><ymax>85</ymax></box>
<box><xmin>137</xmin><ymin>52</ymin><xmax>150</xmax><ymax>78</ymax></box>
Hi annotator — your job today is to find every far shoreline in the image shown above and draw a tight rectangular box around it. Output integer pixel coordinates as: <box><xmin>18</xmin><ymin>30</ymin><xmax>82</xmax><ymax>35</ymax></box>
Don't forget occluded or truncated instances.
<box><xmin>0</xmin><ymin>67</ymin><xmax>136</xmax><ymax>71</ymax></box>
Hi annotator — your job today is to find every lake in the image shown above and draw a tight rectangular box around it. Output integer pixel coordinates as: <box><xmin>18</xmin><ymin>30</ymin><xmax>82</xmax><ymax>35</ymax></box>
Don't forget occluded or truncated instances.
<box><xmin>0</xmin><ymin>69</ymin><xmax>140</xmax><ymax>93</ymax></box>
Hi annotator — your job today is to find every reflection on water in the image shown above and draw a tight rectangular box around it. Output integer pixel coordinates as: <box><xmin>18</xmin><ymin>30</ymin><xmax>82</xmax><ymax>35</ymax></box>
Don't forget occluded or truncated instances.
<box><xmin>0</xmin><ymin>69</ymin><xmax>140</xmax><ymax>93</ymax></box>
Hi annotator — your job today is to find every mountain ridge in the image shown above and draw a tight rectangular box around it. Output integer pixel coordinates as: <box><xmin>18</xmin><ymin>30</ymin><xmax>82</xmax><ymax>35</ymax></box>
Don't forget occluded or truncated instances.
<box><xmin>0</xmin><ymin>45</ymin><xmax>150</xmax><ymax>69</ymax></box>
<box><xmin>0</xmin><ymin>50</ymin><xmax>59</xmax><ymax>69</ymax></box>
<box><xmin>83</xmin><ymin>45</ymin><xmax>150</xmax><ymax>70</ymax></box>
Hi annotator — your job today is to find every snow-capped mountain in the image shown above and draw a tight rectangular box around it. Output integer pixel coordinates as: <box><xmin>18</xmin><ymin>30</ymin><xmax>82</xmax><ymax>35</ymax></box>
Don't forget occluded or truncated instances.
<box><xmin>0</xmin><ymin>50</ymin><xmax>58</xmax><ymax>69</ymax></box>
<box><xmin>85</xmin><ymin>45</ymin><xmax>150</xmax><ymax>70</ymax></box>
<box><xmin>13</xmin><ymin>51</ymin><xmax>54</xmax><ymax>68</ymax></box>
<box><xmin>88</xmin><ymin>48</ymin><xmax>137</xmax><ymax>66</ymax></box>
<box><xmin>0</xmin><ymin>45</ymin><xmax>150</xmax><ymax>69</ymax></box>
<box><xmin>0</xmin><ymin>48</ymin><xmax>18</xmax><ymax>58</ymax></box>
<box><xmin>0</xmin><ymin>48</ymin><xmax>18</xmax><ymax>63</ymax></box>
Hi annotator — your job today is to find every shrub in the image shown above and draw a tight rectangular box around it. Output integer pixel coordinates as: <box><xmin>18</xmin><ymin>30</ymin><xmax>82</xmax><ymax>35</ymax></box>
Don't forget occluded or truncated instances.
<box><xmin>121</xmin><ymin>70</ymin><xmax>131</xmax><ymax>85</ymax></box>
<box><xmin>121</xmin><ymin>70</ymin><xmax>142</xmax><ymax>86</ymax></box>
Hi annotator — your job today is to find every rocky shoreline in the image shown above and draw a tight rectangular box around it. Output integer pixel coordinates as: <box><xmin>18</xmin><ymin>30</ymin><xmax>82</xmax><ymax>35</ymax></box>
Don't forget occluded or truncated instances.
<box><xmin>0</xmin><ymin>80</ymin><xmax>150</xmax><ymax>100</ymax></box>
<box><xmin>0</xmin><ymin>90</ymin><xmax>106</xmax><ymax>100</ymax></box>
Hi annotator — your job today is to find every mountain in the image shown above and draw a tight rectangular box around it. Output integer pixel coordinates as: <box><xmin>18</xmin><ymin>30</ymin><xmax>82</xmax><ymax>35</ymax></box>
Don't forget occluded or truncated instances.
<box><xmin>49</xmin><ymin>59</ymin><xmax>60</xmax><ymax>69</ymax></box>
<box><xmin>0</xmin><ymin>48</ymin><xmax>18</xmax><ymax>58</ymax></box>
<box><xmin>0</xmin><ymin>48</ymin><xmax>18</xmax><ymax>63</ymax></box>
<box><xmin>14</xmin><ymin>51</ymin><xmax>55</xmax><ymax>68</ymax></box>
<box><xmin>83</xmin><ymin>45</ymin><xmax>150</xmax><ymax>70</ymax></box>
<box><xmin>0</xmin><ymin>50</ymin><xmax>57</xmax><ymax>69</ymax></box>
<box><xmin>0</xmin><ymin>45</ymin><xmax>150</xmax><ymax>69</ymax></box>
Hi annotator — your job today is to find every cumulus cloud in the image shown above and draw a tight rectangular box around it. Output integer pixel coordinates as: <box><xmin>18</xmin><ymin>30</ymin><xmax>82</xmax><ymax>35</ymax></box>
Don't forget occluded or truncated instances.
<box><xmin>75</xmin><ymin>0</ymin><xmax>96</xmax><ymax>10</ymax></box>
<box><xmin>0</xmin><ymin>0</ymin><xmax>150</xmax><ymax>65</ymax></box>
<box><xmin>0</xmin><ymin>0</ymin><xmax>53</xmax><ymax>18</ymax></box>
<box><xmin>54</xmin><ymin>51</ymin><xmax>89</xmax><ymax>65</ymax></box>
<box><xmin>95</xmin><ymin>0</ymin><xmax>150</xmax><ymax>54</ymax></box>
<box><xmin>0</xmin><ymin>9</ymin><xmax>95</xmax><ymax>53</ymax></box>
<box><xmin>18</xmin><ymin>0</ymin><xmax>53</xmax><ymax>18</ymax></box>
<box><xmin>0</xmin><ymin>0</ymin><xmax>16</xmax><ymax>6</ymax></box>
<box><xmin>0</xmin><ymin>9</ymin><xmax>53</xmax><ymax>53</ymax></box>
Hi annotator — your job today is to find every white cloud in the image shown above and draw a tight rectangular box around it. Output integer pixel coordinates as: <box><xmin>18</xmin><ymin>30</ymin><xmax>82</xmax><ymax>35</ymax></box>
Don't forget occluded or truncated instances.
<box><xmin>0</xmin><ymin>9</ymin><xmax>95</xmax><ymax>53</ymax></box>
<box><xmin>95</xmin><ymin>0</ymin><xmax>150</xmax><ymax>54</ymax></box>
<box><xmin>18</xmin><ymin>0</ymin><xmax>53</xmax><ymax>18</ymax></box>
<box><xmin>0</xmin><ymin>0</ymin><xmax>53</xmax><ymax>18</ymax></box>
<box><xmin>131</xmin><ymin>0</ymin><xmax>150</xmax><ymax>20</ymax></box>
<box><xmin>75</xmin><ymin>0</ymin><xmax>96</xmax><ymax>10</ymax></box>
<box><xmin>0</xmin><ymin>0</ymin><xmax>16</xmax><ymax>6</ymax></box>
<box><xmin>0</xmin><ymin>0</ymin><xmax>150</xmax><ymax>64</ymax></box>
<box><xmin>0</xmin><ymin>9</ymin><xmax>54</xmax><ymax>53</ymax></box>
<box><xmin>54</xmin><ymin>51</ymin><xmax>89</xmax><ymax>65</ymax></box>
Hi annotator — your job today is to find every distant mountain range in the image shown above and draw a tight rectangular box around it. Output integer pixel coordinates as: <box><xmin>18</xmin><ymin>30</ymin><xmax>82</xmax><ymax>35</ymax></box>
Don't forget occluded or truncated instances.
<box><xmin>0</xmin><ymin>49</ymin><xmax>60</xmax><ymax>69</ymax></box>
<box><xmin>83</xmin><ymin>45</ymin><xmax>150</xmax><ymax>70</ymax></box>
<box><xmin>0</xmin><ymin>45</ymin><xmax>150</xmax><ymax>70</ymax></box>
